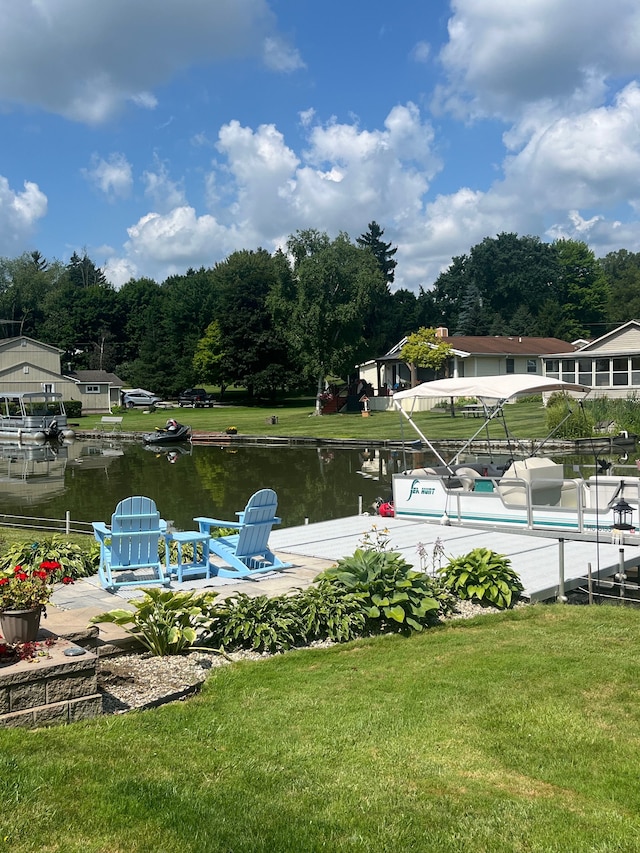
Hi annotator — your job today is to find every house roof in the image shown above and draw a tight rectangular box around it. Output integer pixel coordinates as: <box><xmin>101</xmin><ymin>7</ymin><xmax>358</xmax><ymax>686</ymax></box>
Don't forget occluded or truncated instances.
<box><xmin>68</xmin><ymin>370</ymin><xmax>123</xmax><ymax>386</ymax></box>
<box><xmin>438</xmin><ymin>335</ymin><xmax>577</xmax><ymax>356</ymax></box>
<box><xmin>571</xmin><ymin>319</ymin><xmax>640</xmax><ymax>354</ymax></box>
<box><xmin>0</xmin><ymin>335</ymin><xmax>63</xmax><ymax>354</ymax></box>
<box><xmin>376</xmin><ymin>335</ymin><xmax>576</xmax><ymax>362</ymax></box>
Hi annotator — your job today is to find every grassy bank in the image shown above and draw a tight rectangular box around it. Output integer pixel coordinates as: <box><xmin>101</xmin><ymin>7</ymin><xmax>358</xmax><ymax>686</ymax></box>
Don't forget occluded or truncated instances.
<box><xmin>76</xmin><ymin>399</ymin><xmax>551</xmax><ymax>442</ymax></box>
<box><xmin>1</xmin><ymin>604</ymin><xmax>640</xmax><ymax>852</ymax></box>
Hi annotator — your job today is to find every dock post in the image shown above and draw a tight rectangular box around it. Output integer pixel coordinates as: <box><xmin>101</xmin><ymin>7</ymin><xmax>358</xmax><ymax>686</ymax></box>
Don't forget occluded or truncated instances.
<box><xmin>358</xmin><ymin>494</ymin><xmax>363</xmax><ymax>515</ymax></box>
<box><xmin>557</xmin><ymin>538</ymin><xmax>567</xmax><ymax>603</ymax></box>
<box><xmin>65</xmin><ymin>510</ymin><xmax>71</xmax><ymax>535</ymax></box>
<box><xmin>617</xmin><ymin>548</ymin><xmax>626</xmax><ymax>601</ymax></box>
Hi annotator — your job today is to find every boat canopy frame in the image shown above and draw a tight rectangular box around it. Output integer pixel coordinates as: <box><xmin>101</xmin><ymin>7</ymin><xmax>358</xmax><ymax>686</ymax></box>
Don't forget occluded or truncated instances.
<box><xmin>392</xmin><ymin>375</ymin><xmax>592</xmax><ymax>473</ymax></box>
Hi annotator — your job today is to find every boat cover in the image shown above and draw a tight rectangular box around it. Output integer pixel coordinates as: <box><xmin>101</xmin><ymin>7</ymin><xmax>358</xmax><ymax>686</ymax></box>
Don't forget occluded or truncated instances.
<box><xmin>392</xmin><ymin>375</ymin><xmax>591</xmax><ymax>403</ymax></box>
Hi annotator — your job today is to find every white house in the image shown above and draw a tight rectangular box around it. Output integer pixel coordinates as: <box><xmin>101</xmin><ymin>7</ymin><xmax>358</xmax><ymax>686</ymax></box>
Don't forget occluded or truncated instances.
<box><xmin>542</xmin><ymin>319</ymin><xmax>640</xmax><ymax>398</ymax></box>
<box><xmin>359</xmin><ymin>329</ymin><xmax>577</xmax><ymax>409</ymax></box>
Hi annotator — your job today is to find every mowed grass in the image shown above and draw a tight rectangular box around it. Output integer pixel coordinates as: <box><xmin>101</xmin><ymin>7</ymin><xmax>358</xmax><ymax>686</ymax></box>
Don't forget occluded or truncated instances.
<box><xmin>78</xmin><ymin>399</ymin><xmax>551</xmax><ymax>442</ymax></box>
<box><xmin>2</xmin><ymin>605</ymin><xmax>640</xmax><ymax>852</ymax></box>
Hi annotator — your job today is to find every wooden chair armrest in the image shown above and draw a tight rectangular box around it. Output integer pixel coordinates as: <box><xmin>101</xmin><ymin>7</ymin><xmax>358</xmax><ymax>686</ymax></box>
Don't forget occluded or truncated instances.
<box><xmin>92</xmin><ymin>522</ymin><xmax>110</xmax><ymax>540</ymax></box>
<box><xmin>194</xmin><ymin>516</ymin><xmax>242</xmax><ymax>532</ymax></box>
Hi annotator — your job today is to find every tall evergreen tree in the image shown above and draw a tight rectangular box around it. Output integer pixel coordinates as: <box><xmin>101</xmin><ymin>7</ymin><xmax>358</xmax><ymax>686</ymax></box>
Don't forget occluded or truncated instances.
<box><xmin>357</xmin><ymin>221</ymin><xmax>398</xmax><ymax>285</ymax></box>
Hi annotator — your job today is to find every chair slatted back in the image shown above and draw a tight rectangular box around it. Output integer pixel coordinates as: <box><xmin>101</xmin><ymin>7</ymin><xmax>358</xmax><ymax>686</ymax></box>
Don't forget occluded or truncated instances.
<box><xmin>110</xmin><ymin>496</ymin><xmax>162</xmax><ymax>568</ymax></box>
<box><xmin>234</xmin><ymin>489</ymin><xmax>279</xmax><ymax>558</ymax></box>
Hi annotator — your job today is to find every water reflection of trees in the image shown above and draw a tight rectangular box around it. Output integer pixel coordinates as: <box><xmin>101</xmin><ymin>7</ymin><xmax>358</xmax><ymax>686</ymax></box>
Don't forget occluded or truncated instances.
<box><xmin>4</xmin><ymin>444</ymin><xmax>400</xmax><ymax>530</ymax></box>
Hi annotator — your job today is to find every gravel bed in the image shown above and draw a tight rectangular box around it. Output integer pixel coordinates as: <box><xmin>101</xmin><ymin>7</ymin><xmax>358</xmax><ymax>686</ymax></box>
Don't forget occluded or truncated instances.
<box><xmin>97</xmin><ymin>599</ymin><xmax>525</xmax><ymax>714</ymax></box>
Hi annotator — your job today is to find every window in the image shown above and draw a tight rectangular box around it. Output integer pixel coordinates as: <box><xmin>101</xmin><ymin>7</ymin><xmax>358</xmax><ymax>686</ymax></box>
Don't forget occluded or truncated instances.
<box><xmin>612</xmin><ymin>357</ymin><xmax>629</xmax><ymax>386</ymax></box>
<box><xmin>86</xmin><ymin>385</ymin><xmax>100</xmax><ymax>394</ymax></box>
<box><xmin>23</xmin><ymin>366</ymin><xmax>29</xmax><ymax>374</ymax></box>
<box><xmin>42</xmin><ymin>383</ymin><xmax>54</xmax><ymax>393</ymax></box>
<box><xmin>632</xmin><ymin>357</ymin><xmax>640</xmax><ymax>386</ymax></box>
<box><xmin>545</xmin><ymin>359</ymin><xmax>559</xmax><ymax>378</ymax></box>
<box><xmin>506</xmin><ymin>358</ymin><xmax>515</xmax><ymax>374</ymax></box>
<box><xmin>595</xmin><ymin>358</ymin><xmax>610</xmax><ymax>387</ymax></box>
<box><xmin>561</xmin><ymin>359</ymin><xmax>575</xmax><ymax>382</ymax></box>
<box><xmin>527</xmin><ymin>359</ymin><xmax>537</xmax><ymax>373</ymax></box>
<box><xmin>578</xmin><ymin>359</ymin><xmax>592</xmax><ymax>386</ymax></box>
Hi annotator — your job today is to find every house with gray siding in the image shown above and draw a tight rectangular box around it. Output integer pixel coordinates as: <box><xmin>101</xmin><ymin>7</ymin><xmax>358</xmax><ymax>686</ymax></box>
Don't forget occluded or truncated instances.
<box><xmin>0</xmin><ymin>336</ymin><xmax>122</xmax><ymax>413</ymax></box>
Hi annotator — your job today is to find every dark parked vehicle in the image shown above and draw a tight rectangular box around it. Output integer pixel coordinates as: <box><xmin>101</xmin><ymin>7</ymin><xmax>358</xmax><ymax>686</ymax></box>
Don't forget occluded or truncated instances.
<box><xmin>178</xmin><ymin>388</ymin><xmax>215</xmax><ymax>407</ymax></box>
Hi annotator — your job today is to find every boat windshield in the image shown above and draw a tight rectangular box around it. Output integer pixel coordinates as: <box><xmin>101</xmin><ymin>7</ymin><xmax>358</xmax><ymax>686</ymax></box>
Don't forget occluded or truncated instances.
<box><xmin>0</xmin><ymin>394</ymin><xmax>66</xmax><ymax>418</ymax></box>
<box><xmin>22</xmin><ymin>398</ymin><xmax>65</xmax><ymax>417</ymax></box>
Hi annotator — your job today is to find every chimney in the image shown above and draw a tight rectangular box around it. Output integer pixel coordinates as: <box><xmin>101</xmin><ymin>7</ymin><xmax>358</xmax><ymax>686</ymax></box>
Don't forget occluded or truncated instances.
<box><xmin>435</xmin><ymin>327</ymin><xmax>449</xmax><ymax>338</ymax></box>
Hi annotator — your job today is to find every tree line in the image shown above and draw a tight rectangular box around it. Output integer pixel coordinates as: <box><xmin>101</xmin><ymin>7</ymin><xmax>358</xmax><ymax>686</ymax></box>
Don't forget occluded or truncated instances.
<box><xmin>0</xmin><ymin>229</ymin><xmax>638</xmax><ymax>399</ymax></box>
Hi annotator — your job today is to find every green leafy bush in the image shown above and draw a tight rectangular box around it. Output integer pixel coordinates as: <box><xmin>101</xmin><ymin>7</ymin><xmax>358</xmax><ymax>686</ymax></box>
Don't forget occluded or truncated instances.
<box><xmin>0</xmin><ymin>534</ymin><xmax>98</xmax><ymax>580</ymax></box>
<box><xmin>91</xmin><ymin>588</ymin><xmax>218</xmax><ymax>656</ymax></box>
<box><xmin>438</xmin><ymin>548</ymin><xmax>523</xmax><ymax>609</ymax></box>
<box><xmin>295</xmin><ymin>580</ymin><xmax>366</xmax><ymax>643</ymax></box>
<box><xmin>545</xmin><ymin>393</ymin><xmax>592</xmax><ymax>438</ymax></box>
<box><xmin>204</xmin><ymin>592</ymin><xmax>303</xmax><ymax>654</ymax></box>
<box><xmin>64</xmin><ymin>400</ymin><xmax>82</xmax><ymax>418</ymax></box>
<box><xmin>317</xmin><ymin>549</ymin><xmax>440</xmax><ymax>633</ymax></box>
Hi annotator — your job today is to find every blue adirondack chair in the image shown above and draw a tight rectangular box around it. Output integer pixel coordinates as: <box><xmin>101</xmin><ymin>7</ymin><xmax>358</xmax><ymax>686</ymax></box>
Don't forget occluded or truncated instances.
<box><xmin>195</xmin><ymin>488</ymin><xmax>292</xmax><ymax>578</ymax></box>
<box><xmin>92</xmin><ymin>496</ymin><xmax>169</xmax><ymax>590</ymax></box>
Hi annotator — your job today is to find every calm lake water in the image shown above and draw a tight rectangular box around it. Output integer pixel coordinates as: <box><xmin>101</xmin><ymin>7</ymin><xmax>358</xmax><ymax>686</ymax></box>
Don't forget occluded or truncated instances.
<box><xmin>0</xmin><ymin>438</ymin><xmax>633</xmax><ymax>531</ymax></box>
<box><xmin>0</xmin><ymin>439</ymin><xmax>409</xmax><ymax>530</ymax></box>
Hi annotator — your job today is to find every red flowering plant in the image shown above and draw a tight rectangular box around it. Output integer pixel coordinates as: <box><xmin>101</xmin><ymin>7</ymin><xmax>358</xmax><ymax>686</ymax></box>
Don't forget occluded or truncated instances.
<box><xmin>0</xmin><ymin>560</ymin><xmax>73</xmax><ymax>613</ymax></box>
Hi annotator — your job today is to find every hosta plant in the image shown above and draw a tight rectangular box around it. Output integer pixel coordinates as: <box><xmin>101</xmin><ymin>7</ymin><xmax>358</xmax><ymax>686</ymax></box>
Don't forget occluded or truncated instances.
<box><xmin>295</xmin><ymin>580</ymin><xmax>366</xmax><ymax>643</ymax></box>
<box><xmin>203</xmin><ymin>593</ymin><xmax>303</xmax><ymax>654</ymax></box>
<box><xmin>0</xmin><ymin>535</ymin><xmax>98</xmax><ymax>580</ymax></box>
<box><xmin>91</xmin><ymin>588</ymin><xmax>218</xmax><ymax>656</ymax></box>
<box><xmin>317</xmin><ymin>548</ymin><xmax>439</xmax><ymax>633</ymax></box>
<box><xmin>438</xmin><ymin>548</ymin><xmax>523</xmax><ymax>609</ymax></box>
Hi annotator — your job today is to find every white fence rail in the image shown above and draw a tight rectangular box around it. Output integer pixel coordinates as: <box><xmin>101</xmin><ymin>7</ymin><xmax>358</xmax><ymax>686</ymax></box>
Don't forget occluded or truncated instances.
<box><xmin>0</xmin><ymin>512</ymin><xmax>93</xmax><ymax>536</ymax></box>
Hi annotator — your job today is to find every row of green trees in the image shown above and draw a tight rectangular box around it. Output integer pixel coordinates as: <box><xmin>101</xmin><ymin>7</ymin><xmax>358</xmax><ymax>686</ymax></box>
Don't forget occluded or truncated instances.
<box><xmin>1</xmin><ymin>229</ymin><xmax>639</xmax><ymax>397</ymax></box>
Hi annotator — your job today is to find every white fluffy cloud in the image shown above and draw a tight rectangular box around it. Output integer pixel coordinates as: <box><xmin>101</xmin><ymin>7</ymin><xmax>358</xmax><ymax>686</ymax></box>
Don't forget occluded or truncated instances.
<box><xmin>106</xmin><ymin>103</ymin><xmax>442</xmax><ymax>287</ymax></box>
<box><xmin>0</xmin><ymin>178</ymin><xmax>47</xmax><ymax>254</ymax></box>
<box><xmin>0</xmin><ymin>0</ymin><xmax>292</xmax><ymax>124</ymax></box>
<box><xmin>438</xmin><ymin>0</ymin><xmax>640</xmax><ymax>120</ymax></box>
<box><xmin>105</xmin><ymin>206</ymin><xmax>239</xmax><ymax>286</ymax></box>
<box><xmin>504</xmin><ymin>83</ymin><xmax>640</xmax><ymax>210</ymax></box>
<box><xmin>10</xmin><ymin>1</ymin><xmax>640</xmax><ymax>294</ymax></box>
<box><xmin>82</xmin><ymin>153</ymin><xmax>133</xmax><ymax>201</ymax></box>
<box><xmin>142</xmin><ymin>159</ymin><xmax>187</xmax><ymax>212</ymax></box>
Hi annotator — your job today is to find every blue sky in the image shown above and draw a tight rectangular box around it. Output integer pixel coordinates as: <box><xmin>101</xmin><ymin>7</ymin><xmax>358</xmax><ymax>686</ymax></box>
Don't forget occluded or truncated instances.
<box><xmin>2</xmin><ymin>0</ymin><xmax>640</xmax><ymax>292</ymax></box>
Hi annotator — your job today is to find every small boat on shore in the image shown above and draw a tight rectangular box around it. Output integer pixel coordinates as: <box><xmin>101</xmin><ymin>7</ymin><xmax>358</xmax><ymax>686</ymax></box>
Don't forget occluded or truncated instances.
<box><xmin>0</xmin><ymin>392</ymin><xmax>74</xmax><ymax>443</ymax></box>
<box><xmin>391</xmin><ymin>375</ymin><xmax>640</xmax><ymax>536</ymax></box>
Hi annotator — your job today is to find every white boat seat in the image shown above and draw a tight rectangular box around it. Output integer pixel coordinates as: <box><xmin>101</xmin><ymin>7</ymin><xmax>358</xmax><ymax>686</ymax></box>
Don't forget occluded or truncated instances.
<box><xmin>497</xmin><ymin>458</ymin><xmax>564</xmax><ymax>507</ymax></box>
<box><xmin>583</xmin><ymin>475</ymin><xmax>630</xmax><ymax>510</ymax></box>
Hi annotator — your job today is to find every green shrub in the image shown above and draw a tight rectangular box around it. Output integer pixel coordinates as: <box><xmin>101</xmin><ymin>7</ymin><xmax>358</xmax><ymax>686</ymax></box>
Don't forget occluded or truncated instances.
<box><xmin>438</xmin><ymin>548</ymin><xmax>523</xmax><ymax>609</ymax></box>
<box><xmin>91</xmin><ymin>588</ymin><xmax>218</xmax><ymax>656</ymax></box>
<box><xmin>545</xmin><ymin>393</ymin><xmax>592</xmax><ymax>438</ymax></box>
<box><xmin>317</xmin><ymin>549</ymin><xmax>440</xmax><ymax>633</ymax></box>
<box><xmin>64</xmin><ymin>400</ymin><xmax>82</xmax><ymax>418</ymax></box>
<box><xmin>295</xmin><ymin>580</ymin><xmax>366</xmax><ymax>643</ymax></box>
<box><xmin>203</xmin><ymin>592</ymin><xmax>303</xmax><ymax>653</ymax></box>
<box><xmin>0</xmin><ymin>534</ymin><xmax>98</xmax><ymax>580</ymax></box>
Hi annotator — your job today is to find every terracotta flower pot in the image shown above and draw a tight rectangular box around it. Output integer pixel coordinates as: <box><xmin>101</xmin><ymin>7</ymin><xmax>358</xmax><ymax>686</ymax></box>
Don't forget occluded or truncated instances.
<box><xmin>0</xmin><ymin>608</ymin><xmax>42</xmax><ymax>644</ymax></box>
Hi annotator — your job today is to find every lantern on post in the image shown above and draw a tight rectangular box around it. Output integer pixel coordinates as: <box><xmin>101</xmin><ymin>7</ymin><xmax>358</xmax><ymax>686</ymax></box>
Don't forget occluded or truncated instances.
<box><xmin>612</xmin><ymin>488</ymin><xmax>634</xmax><ymax>544</ymax></box>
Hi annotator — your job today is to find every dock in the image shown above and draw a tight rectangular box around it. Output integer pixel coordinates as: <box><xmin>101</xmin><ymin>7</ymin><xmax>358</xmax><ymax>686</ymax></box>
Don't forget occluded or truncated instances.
<box><xmin>49</xmin><ymin>517</ymin><xmax>640</xmax><ymax>641</ymax></box>
<box><xmin>270</xmin><ymin>516</ymin><xmax>640</xmax><ymax>602</ymax></box>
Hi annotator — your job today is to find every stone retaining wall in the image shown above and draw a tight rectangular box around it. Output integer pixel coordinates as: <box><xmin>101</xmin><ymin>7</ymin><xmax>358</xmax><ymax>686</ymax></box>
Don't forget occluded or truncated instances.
<box><xmin>0</xmin><ymin>638</ymin><xmax>101</xmax><ymax>728</ymax></box>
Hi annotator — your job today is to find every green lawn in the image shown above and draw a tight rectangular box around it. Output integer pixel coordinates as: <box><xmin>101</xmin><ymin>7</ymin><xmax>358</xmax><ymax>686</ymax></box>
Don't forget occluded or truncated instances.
<box><xmin>2</xmin><ymin>604</ymin><xmax>640</xmax><ymax>852</ymax></box>
<box><xmin>77</xmin><ymin>399</ymin><xmax>551</xmax><ymax>442</ymax></box>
